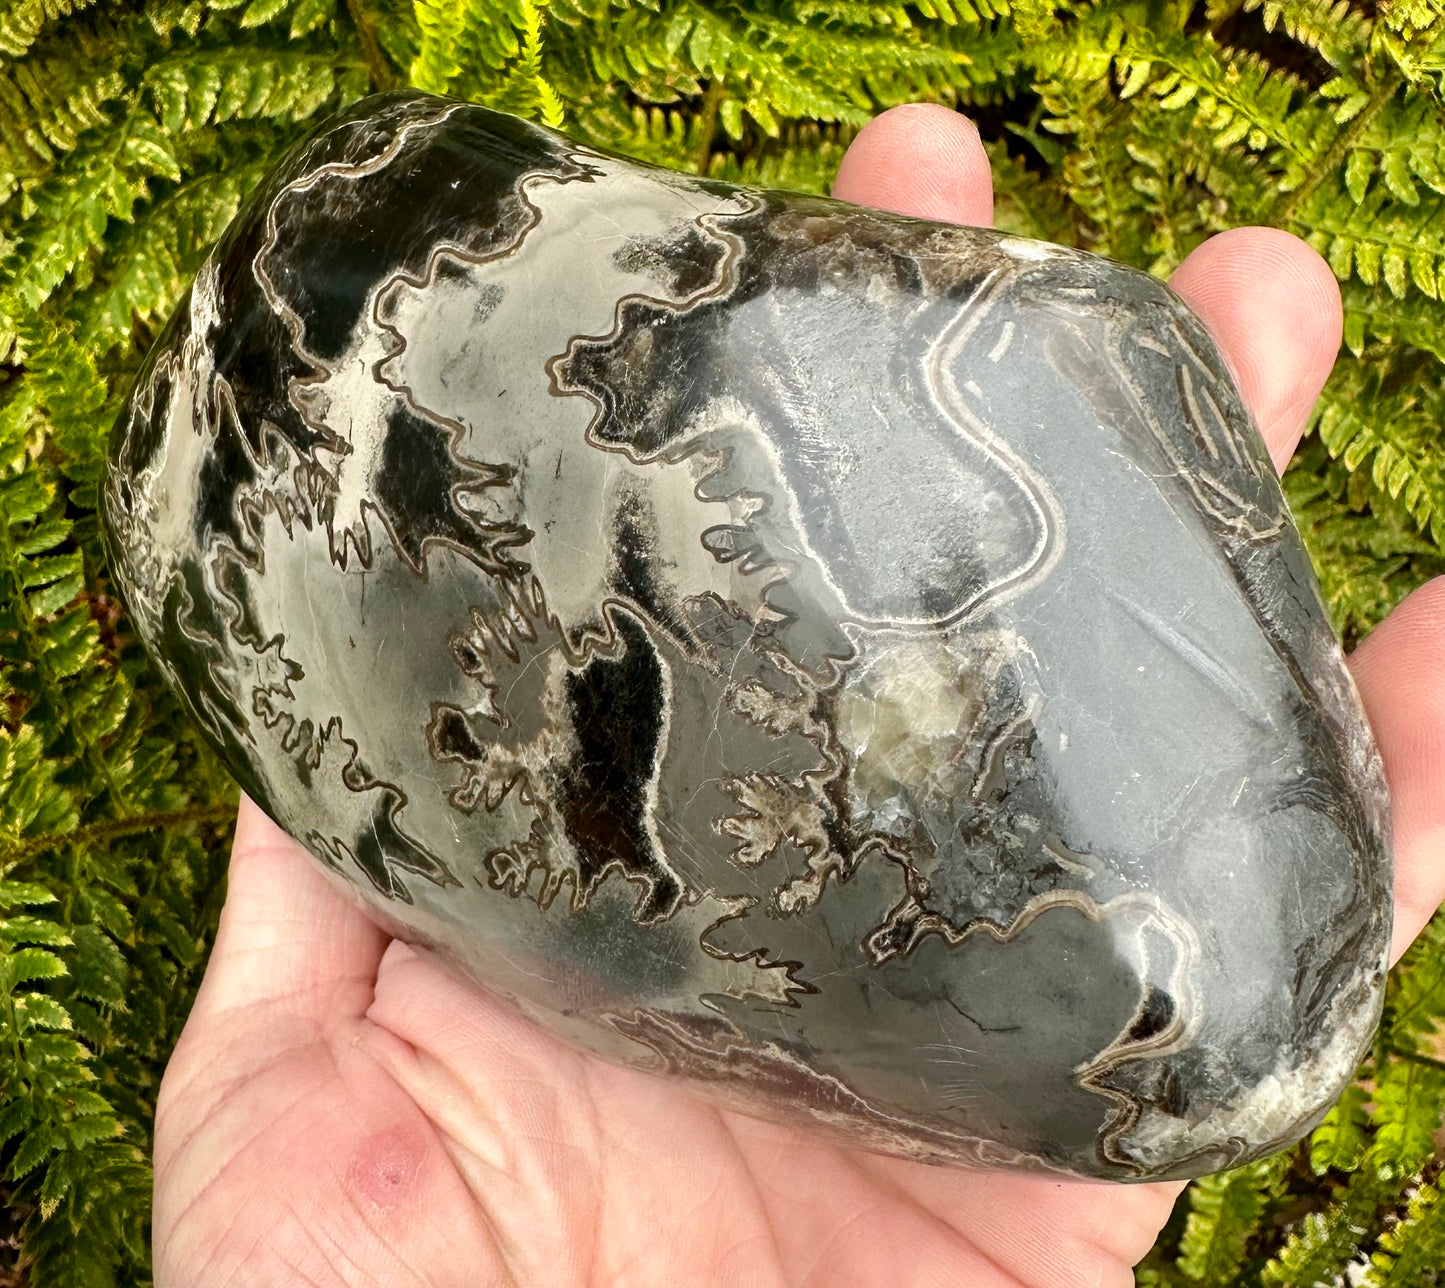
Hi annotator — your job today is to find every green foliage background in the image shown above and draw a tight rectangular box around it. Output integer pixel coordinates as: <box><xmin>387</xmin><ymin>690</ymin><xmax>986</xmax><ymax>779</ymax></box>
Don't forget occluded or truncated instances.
<box><xmin>1</xmin><ymin>0</ymin><xmax>1444</xmax><ymax>1283</ymax></box>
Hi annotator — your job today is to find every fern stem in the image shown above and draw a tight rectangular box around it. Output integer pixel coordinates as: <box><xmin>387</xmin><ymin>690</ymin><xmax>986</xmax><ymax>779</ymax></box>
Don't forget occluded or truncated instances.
<box><xmin>345</xmin><ymin>0</ymin><xmax>393</xmax><ymax>92</ymax></box>
<box><xmin>4</xmin><ymin>989</ymin><xmax>24</xmax><ymax>1072</ymax></box>
<box><xmin>0</xmin><ymin>800</ymin><xmax>237</xmax><ymax>871</ymax></box>
<box><xmin>1081</xmin><ymin>107</ymin><xmax>1129</xmax><ymax>258</ymax></box>
<box><xmin>160</xmin><ymin>827</ymin><xmax>233</xmax><ymax>1031</ymax></box>
<box><xmin>0</xmin><ymin>507</ymin><xmax>128</xmax><ymax>826</ymax></box>
<box><xmin>694</xmin><ymin>78</ymin><xmax>726</xmax><ymax>176</ymax></box>
<box><xmin>1268</xmin><ymin>71</ymin><xmax>1403</xmax><ymax>227</ymax></box>
<box><xmin>1386</xmin><ymin>1044</ymin><xmax>1445</xmax><ymax>1075</ymax></box>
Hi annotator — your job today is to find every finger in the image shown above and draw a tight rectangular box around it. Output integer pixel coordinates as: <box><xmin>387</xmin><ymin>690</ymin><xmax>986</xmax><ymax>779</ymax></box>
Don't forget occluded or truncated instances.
<box><xmin>862</xmin><ymin>1156</ymin><xmax>1187</xmax><ymax>1288</ymax></box>
<box><xmin>184</xmin><ymin>795</ymin><xmax>390</xmax><ymax>1037</ymax></box>
<box><xmin>832</xmin><ymin>101</ymin><xmax>994</xmax><ymax>227</ymax></box>
<box><xmin>1345</xmin><ymin>577</ymin><xmax>1445</xmax><ymax>962</ymax></box>
<box><xmin>1168</xmin><ymin>226</ymin><xmax>1343</xmax><ymax>474</ymax></box>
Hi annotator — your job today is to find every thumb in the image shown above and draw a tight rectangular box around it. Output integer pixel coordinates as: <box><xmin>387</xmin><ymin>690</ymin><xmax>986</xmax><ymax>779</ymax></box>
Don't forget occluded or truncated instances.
<box><xmin>182</xmin><ymin>794</ymin><xmax>390</xmax><ymax>1047</ymax></box>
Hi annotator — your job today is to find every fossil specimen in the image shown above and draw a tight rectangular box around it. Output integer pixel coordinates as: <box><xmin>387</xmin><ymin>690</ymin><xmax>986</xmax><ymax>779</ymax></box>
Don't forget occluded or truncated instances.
<box><xmin>103</xmin><ymin>92</ymin><xmax>1392</xmax><ymax>1181</ymax></box>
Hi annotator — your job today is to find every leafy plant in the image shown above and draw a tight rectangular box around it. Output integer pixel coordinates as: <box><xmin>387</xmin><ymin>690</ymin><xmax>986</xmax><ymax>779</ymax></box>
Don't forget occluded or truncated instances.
<box><xmin>1</xmin><ymin>0</ymin><xmax>1443</xmax><ymax>1284</ymax></box>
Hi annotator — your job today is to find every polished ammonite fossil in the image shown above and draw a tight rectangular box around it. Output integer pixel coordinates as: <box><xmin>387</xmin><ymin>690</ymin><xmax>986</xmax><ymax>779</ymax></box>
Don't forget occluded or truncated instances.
<box><xmin>102</xmin><ymin>91</ymin><xmax>1392</xmax><ymax>1182</ymax></box>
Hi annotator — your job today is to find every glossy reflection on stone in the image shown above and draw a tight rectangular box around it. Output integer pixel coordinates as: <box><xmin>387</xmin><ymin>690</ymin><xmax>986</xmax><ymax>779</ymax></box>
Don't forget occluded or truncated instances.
<box><xmin>102</xmin><ymin>91</ymin><xmax>1392</xmax><ymax>1181</ymax></box>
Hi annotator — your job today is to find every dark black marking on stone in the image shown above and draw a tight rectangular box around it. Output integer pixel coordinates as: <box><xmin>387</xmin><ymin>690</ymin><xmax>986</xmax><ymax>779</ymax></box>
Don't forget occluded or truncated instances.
<box><xmin>555</xmin><ymin>610</ymin><xmax>683</xmax><ymax>921</ymax></box>
<box><xmin>372</xmin><ymin>403</ymin><xmax>522</xmax><ymax>577</ymax></box>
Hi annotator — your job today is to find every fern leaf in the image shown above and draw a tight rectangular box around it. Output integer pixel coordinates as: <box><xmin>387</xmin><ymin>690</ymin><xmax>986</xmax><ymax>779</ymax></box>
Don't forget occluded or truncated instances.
<box><xmin>143</xmin><ymin>47</ymin><xmax>346</xmax><ymax>128</ymax></box>
<box><xmin>0</xmin><ymin>723</ymin><xmax>78</xmax><ymax>841</ymax></box>
<box><xmin>1363</xmin><ymin>1181</ymin><xmax>1445</xmax><ymax>1287</ymax></box>
<box><xmin>1126</xmin><ymin>30</ymin><xmax>1317</xmax><ymax>164</ymax></box>
<box><xmin>1314</xmin><ymin>371</ymin><xmax>1445</xmax><ymax>542</ymax></box>
<box><xmin>1244</xmin><ymin>0</ymin><xmax>1373</xmax><ymax>70</ymax></box>
<box><xmin>410</xmin><ymin>0</ymin><xmax>478</xmax><ymax>93</ymax></box>
<box><xmin>1177</xmin><ymin>1154</ymin><xmax>1289</xmax><ymax>1283</ymax></box>
<box><xmin>1386</xmin><ymin>910</ymin><xmax>1445</xmax><ymax>1052</ymax></box>
<box><xmin>239</xmin><ymin>0</ymin><xmax>292</xmax><ymax>27</ymax></box>
<box><xmin>1310</xmin><ymin>1082</ymin><xmax>1375</xmax><ymax>1174</ymax></box>
<box><xmin>77</xmin><ymin>161</ymin><xmax>262</xmax><ymax>352</ymax></box>
<box><xmin>1371</xmin><ymin>1057</ymin><xmax>1445</xmax><ymax>1171</ymax></box>
<box><xmin>1342</xmin><ymin>283</ymin><xmax>1445</xmax><ymax>362</ymax></box>
<box><xmin>1301</xmin><ymin>176</ymin><xmax>1445</xmax><ymax>301</ymax></box>
<box><xmin>289</xmin><ymin>0</ymin><xmax>334</xmax><ymax>37</ymax></box>
<box><xmin>0</xmin><ymin>0</ymin><xmax>100</xmax><ymax>61</ymax></box>
<box><xmin>0</xmin><ymin>109</ymin><xmax>181</xmax><ymax>316</ymax></box>
<box><xmin>0</xmin><ymin>881</ymin><xmax>57</xmax><ymax>910</ymax></box>
<box><xmin>1261</xmin><ymin>1167</ymin><xmax>1403</xmax><ymax>1287</ymax></box>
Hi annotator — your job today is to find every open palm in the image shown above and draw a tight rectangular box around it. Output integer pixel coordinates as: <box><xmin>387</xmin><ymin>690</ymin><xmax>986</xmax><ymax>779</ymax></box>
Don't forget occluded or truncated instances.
<box><xmin>152</xmin><ymin>107</ymin><xmax>1445</xmax><ymax>1288</ymax></box>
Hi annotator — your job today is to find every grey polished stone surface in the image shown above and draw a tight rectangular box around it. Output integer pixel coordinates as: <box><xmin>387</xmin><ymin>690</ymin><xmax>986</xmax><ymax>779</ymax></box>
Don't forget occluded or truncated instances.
<box><xmin>102</xmin><ymin>92</ymin><xmax>1392</xmax><ymax>1181</ymax></box>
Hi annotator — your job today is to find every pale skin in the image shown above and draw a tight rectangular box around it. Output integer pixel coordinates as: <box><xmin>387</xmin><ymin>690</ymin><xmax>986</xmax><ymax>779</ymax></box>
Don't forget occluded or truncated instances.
<box><xmin>152</xmin><ymin>106</ymin><xmax>1445</xmax><ymax>1288</ymax></box>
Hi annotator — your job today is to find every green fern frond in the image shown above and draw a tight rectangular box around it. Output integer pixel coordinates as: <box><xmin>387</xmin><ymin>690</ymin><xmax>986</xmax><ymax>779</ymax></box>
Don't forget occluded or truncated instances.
<box><xmin>0</xmin><ymin>109</ymin><xmax>181</xmax><ymax>317</ymax></box>
<box><xmin>1312</xmin><ymin>362</ymin><xmax>1445</xmax><ymax>541</ymax></box>
<box><xmin>1310</xmin><ymin>1081</ymin><xmax>1374</xmax><ymax>1174</ymax></box>
<box><xmin>465</xmin><ymin>0</ymin><xmax>567</xmax><ymax>128</ymax></box>
<box><xmin>1285</xmin><ymin>446</ymin><xmax>1445</xmax><ymax>642</ymax></box>
<box><xmin>1341</xmin><ymin>282</ymin><xmax>1445</xmax><ymax>361</ymax></box>
<box><xmin>522</xmin><ymin>5</ymin><xmax>565</xmax><ymax>128</ymax></box>
<box><xmin>1037</xmin><ymin>75</ymin><xmax>1157</xmax><ymax>259</ymax></box>
<box><xmin>76</xmin><ymin>161</ymin><xmax>260</xmax><ymax>353</ymax></box>
<box><xmin>0</xmin><ymin>732</ymin><xmax>75</xmax><ymax>859</ymax></box>
<box><xmin>1372</xmin><ymin>1058</ymin><xmax>1445</xmax><ymax>1171</ymax></box>
<box><xmin>0</xmin><ymin>0</ymin><xmax>99</xmax><ymax>61</ymax></box>
<box><xmin>1122</xmin><ymin>30</ymin><xmax>1318</xmax><ymax>165</ymax></box>
<box><xmin>410</xmin><ymin>0</ymin><xmax>487</xmax><ymax>93</ymax></box>
<box><xmin>1176</xmin><ymin>1154</ymin><xmax>1289</xmax><ymax>1283</ymax></box>
<box><xmin>1362</xmin><ymin>1181</ymin><xmax>1445</xmax><ymax>1287</ymax></box>
<box><xmin>987</xmin><ymin>139</ymin><xmax>1081</xmax><ymax>244</ymax></box>
<box><xmin>1261</xmin><ymin>1166</ymin><xmax>1404</xmax><ymax>1287</ymax></box>
<box><xmin>237</xmin><ymin>0</ymin><xmax>298</xmax><ymax>27</ymax></box>
<box><xmin>143</xmin><ymin>46</ymin><xmax>349</xmax><ymax>131</ymax></box>
<box><xmin>705</xmin><ymin>117</ymin><xmax>854</xmax><ymax>190</ymax></box>
<box><xmin>0</xmin><ymin>58</ymin><xmax>129</xmax><ymax>170</ymax></box>
<box><xmin>1305</xmin><ymin>180</ymin><xmax>1445</xmax><ymax>299</ymax></box>
<box><xmin>1244</xmin><ymin>0</ymin><xmax>1373</xmax><ymax>70</ymax></box>
<box><xmin>1343</xmin><ymin>95</ymin><xmax>1445</xmax><ymax>214</ymax></box>
<box><xmin>1385</xmin><ymin>910</ymin><xmax>1445</xmax><ymax>1053</ymax></box>
<box><xmin>1377</xmin><ymin>0</ymin><xmax>1445</xmax><ymax>33</ymax></box>
<box><xmin>1377</xmin><ymin>2</ymin><xmax>1445</xmax><ymax>93</ymax></box>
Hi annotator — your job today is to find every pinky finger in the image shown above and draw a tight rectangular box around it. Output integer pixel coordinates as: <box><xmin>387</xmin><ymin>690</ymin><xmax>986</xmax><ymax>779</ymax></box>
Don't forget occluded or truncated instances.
<box><xmin>1346</xmin><ymin>576</ymin><xmax>1445</xmax><ymax>962</ymax></box>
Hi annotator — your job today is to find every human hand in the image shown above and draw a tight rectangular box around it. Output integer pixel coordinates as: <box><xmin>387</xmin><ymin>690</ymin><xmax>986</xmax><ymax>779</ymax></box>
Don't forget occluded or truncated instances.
<box><xmin>151</xmin><ymin>105</ymin><xmax>1445</xmax><ymax>1288</ymax></box>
